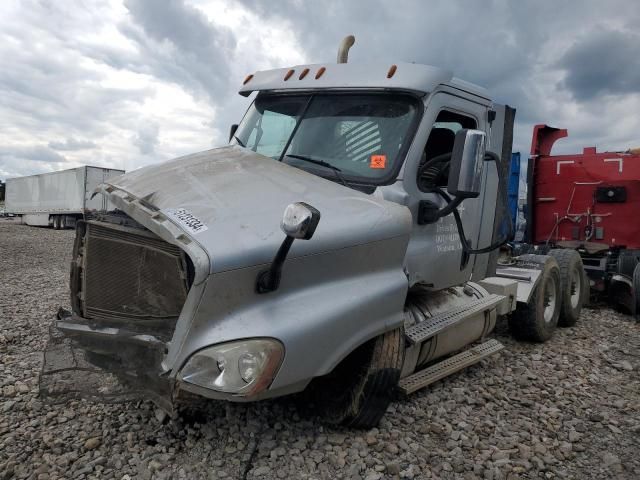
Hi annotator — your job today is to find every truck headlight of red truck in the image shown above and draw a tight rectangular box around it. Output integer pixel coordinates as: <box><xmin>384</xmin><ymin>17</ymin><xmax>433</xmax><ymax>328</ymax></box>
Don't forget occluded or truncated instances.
<box><xmin>178</xmin><ymin>339</ymin><xmax>284</xmax><ymax>396</ymax></box>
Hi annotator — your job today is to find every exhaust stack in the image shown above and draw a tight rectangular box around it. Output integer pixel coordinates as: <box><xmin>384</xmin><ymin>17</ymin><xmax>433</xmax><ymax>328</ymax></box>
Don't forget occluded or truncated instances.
<box><xmin>337</xmin><ymin>35</ymin><xmax>355</xmax><ymax>64</ymax></box>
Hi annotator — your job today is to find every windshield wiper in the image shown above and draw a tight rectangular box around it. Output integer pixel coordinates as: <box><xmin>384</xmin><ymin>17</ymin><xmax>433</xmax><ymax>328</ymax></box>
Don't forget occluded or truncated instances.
<box><xmin>285</xmin><ymin>154</ymin><xmax>349</xmax><ymax>187</ymax></box>
<box><xmin>278</xmin><ymin>96</ymin><xmax>314</xmax><ymax>162</ymax></box>
<box><xmin>233</xmin><ymin>135</ymin><xmax>245</xmax><ymax>148</ymax></box>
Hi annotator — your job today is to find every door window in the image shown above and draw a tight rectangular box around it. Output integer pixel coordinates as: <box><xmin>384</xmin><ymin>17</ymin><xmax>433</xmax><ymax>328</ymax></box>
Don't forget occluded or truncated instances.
<box><xmin>418</xmin><ymin>111</ymin><xmax>477</xmax><ymax>191</ymax></box>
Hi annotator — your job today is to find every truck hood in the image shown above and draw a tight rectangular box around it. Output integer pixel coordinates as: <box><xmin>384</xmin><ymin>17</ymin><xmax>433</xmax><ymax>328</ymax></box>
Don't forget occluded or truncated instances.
<box><xmin>102</xmin><ymin>146</ymin><xmax>412</xmax><ymax>274</ymax></box>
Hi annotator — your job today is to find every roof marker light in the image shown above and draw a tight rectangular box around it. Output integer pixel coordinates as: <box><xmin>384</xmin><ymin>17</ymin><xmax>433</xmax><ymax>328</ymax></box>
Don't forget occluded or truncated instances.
<box><xmin>387</xmin><ymin>65</ymin><xmax>397</xmax><ymax>79</ymax></box>
<box><xmin>284</xmin><ymin>69</ymin><xmax>295</xmax><ymax>81</ymax></box>
<box><xmin>299</xmin><ymin>68</ymin><xmax>310</xmax><ymax>80</ymax></box>
<box><xmin>243</xmin><ymin>74</ymin><xmax>254</xmax><ymax>85</ymax></box>
<box><xmin>315</xmin><ymin>67</ymin><xmax>326</xmax><ymax>79</ymax></box>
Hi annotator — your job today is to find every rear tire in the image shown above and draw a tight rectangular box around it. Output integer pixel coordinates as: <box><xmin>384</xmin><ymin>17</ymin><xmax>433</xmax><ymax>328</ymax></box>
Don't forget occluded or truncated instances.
<box><xmin>309</xmin><ymin>328</ymin><xmax>404</xmax><ymax>429</ymax></box>
<box><xmin>510</xmin><ymin>257</ymin><xmax>561</xmax><ymax>342</ymax></box>
<box><xmin>549</xmin><ymin>249</ymin><xmax>584</xmax><ymax>327</ymax></box>
<box><xmin>52</xmin><ymin>216</ymin><xmax>59</xmax><ymax>229</ymax></box>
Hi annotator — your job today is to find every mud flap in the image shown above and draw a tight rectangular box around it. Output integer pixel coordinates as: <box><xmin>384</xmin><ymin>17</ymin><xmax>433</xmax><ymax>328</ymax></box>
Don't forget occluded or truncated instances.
<box><xmin>39</xmin><ymin>308</ymin><xmax>175</xmax><ymax>413</ymax></box>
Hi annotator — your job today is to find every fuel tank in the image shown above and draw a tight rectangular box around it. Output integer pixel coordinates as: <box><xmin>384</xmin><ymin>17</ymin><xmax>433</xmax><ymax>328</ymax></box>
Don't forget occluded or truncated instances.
<box><xmin>401</xmin><ymin>282</ymin><xmax>497</xmax><ymax>377</ymax></box>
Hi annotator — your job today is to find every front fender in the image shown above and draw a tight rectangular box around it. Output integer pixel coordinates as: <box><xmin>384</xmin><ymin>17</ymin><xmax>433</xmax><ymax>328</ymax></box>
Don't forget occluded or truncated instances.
<box><xmin>168</xmin><ymin>235</ymin><xmax>409</xmax><ymax>397</ymax></box>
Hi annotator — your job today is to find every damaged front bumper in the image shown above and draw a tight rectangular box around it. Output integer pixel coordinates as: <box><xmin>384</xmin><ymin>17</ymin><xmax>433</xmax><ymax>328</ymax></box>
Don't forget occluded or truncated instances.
<box><xmin>41</xmin><ymin>216</ymin><xmax>288</xmax><ymax>411</ymax></box>
<box><xmin>40</xmin><ymin>215</ymin><xmax>196</xmax><ymax>413</ymax></box>
<box><xmin>41</xmin><ymin>308</ymin><xmax>176</xmax><ymax>412</ymax></box>
<box><xmin>42</xmin><ymin>308</ymin><xmax>288</xmax><ymax>412</ymax></box>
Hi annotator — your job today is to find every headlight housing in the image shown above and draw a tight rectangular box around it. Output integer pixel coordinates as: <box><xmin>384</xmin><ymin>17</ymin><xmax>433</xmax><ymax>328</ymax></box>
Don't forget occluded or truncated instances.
<box><xmin>178</xmin><ymin>339</ymin><xmax>284</xmax><ymax>396</ymax></box>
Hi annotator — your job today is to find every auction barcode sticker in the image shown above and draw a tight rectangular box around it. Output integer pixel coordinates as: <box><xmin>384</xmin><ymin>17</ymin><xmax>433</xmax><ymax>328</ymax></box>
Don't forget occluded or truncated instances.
<box><xmin>164</xmin><ymin>207</ymin><xmax>208</xmax><ymax>235</ymax></box>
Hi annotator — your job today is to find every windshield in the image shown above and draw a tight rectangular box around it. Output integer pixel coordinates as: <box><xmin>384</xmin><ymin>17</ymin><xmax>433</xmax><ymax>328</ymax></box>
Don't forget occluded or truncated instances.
<box><xmin>233</xmin><ymin>93</ymin><xmax>420</xmax><ymax>185</ymax></box>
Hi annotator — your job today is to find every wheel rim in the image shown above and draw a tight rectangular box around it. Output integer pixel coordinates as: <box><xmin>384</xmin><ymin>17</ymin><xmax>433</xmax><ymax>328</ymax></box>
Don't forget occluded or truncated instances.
<box><xmin>569</xmin><ymin>267</ymin><xmax>581</xmax><ymax>309</ymax></box>
<box><xmin>543</xmin><ymin>275</ymin><xmax>557</xmax><ymax>323</ymax></box>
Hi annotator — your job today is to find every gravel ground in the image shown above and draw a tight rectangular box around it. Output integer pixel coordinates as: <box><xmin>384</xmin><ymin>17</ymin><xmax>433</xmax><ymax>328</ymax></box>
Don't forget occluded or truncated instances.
<box><xmin>1</xmin><ymin>221</ymin><xmax>639</xmax><ymax>480</ymax></box>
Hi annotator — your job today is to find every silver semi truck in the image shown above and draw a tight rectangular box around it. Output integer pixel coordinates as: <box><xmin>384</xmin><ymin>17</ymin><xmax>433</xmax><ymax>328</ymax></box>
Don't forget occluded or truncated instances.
<box><xmin>5</xmin><ymin>165</ymin><xmax>124</xmax><ymax>229</ymax></box>
<box><xmin>47</xmin><ymin>38</ymin><xmax>586</xmax><ymax>427</ymax></box>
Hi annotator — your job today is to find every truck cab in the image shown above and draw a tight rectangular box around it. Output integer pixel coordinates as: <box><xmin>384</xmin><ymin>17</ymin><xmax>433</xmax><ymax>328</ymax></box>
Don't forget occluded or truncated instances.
<box><xmin>44</xmin><ymin>38</ymin><xmax>578</xmax><ymax>428</ymax></box>
<box><xmin>233</xmin><ymin>61</ymin><xmax>506</xmax><ymax>289</ymax></box>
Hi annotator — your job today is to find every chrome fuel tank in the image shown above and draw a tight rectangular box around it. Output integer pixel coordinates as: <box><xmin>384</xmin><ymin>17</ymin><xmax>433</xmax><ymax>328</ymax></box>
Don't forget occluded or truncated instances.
<box><xmin>401</xmin><ymin>282</ymin><xmax>497</xmax><ymax>377</ymax></box>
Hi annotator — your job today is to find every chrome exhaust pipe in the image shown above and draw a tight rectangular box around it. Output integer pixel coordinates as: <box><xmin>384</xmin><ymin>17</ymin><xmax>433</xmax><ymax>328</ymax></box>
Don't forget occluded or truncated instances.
<box><xmin>337</xmin><ymin>35</ymin><xmax>355</xmax><ymax>64</ymax></box>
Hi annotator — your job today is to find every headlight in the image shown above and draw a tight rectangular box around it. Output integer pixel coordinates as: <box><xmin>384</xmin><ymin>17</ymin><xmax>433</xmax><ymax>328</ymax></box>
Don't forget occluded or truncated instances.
<box><xmin>178</xmin><ymin>339</ymin><xmax>284</xmax><ymax>396</ymax></box>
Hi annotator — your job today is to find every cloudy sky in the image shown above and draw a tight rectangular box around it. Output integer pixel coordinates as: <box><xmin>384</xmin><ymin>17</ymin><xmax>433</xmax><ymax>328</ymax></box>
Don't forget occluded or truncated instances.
<box><xmin>1</xmin><ymin>0</ymin><xmax>639</xmax><ymax>179</ymax></box>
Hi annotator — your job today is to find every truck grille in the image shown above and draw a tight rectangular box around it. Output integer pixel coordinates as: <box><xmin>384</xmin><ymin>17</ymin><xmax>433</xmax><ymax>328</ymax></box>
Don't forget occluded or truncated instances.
<box><xmin>78</xmin><ymin>222</ymin><xmax>189</xmax><ymax>323</ymax></box>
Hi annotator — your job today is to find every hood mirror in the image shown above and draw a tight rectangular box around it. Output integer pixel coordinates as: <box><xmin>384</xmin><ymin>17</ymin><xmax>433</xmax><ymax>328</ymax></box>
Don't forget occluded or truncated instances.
<box><xmin>447</xmin><ymin>129</ymin><xmax>486</xmax><ymax>199</ymax></box>
<box><xmin>257</xmin><ymin>202</ymin><xmax>321</xmax><ymax>294</ymax></box>
<box><xmin>281</xmin><ymin>202</ymin><xmax>321</xmax><ymax>240</ymax></box>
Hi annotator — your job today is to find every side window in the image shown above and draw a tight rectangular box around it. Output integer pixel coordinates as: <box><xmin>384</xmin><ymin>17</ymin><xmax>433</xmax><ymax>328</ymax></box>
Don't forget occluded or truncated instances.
<box><xmin>248</xmin><ymin>110</ymin><xmax>297</xmax><ymax>158</ymax></box>
<box><xmin>417</xmin><ymin>111</ymin><xmax>477</xmax><ymax>192</ymax></box>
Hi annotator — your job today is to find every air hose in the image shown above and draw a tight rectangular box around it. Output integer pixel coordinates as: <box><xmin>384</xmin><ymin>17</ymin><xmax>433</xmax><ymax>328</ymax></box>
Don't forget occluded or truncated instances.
<box><xmin>434</xmin><ymin>151</ymin><xmax>514</xmax><ymax>268</ymax></box>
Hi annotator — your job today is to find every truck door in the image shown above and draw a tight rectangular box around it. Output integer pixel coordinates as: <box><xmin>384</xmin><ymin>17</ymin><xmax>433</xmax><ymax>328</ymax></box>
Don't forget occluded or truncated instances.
<box><xmin>403</xmin><ymin>92</ymin><xmax>489</xmax><ymax>289</ymax></box>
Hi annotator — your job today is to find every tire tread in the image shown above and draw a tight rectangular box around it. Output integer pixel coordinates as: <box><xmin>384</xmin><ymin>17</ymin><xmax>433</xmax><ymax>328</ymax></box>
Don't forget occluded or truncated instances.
<box><xmin>549</xmin><ymin>249</ymin><xmax>584</xmax><ymax>327</ymax></box>
<box><xmin>509</xmin><ymin>257</ymin><xmax>561</xmax><ymax>342</ymax></box>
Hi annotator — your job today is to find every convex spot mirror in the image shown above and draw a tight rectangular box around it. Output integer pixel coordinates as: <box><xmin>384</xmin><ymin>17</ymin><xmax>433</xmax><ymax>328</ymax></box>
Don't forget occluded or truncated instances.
<box><xmin>281</xmin><ymin>202</ymin><xmax>321</xmax><ymax>240</ymax></box>
<box><xmin>447</xmin><ymin>129</ymin><xmax>487</xmax><ymax>199</ymax></box>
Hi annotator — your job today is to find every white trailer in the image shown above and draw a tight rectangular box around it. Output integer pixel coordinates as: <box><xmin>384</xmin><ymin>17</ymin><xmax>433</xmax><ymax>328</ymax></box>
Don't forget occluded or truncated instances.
<box><xmin>5</xmin><ymin>166</ymin><xmax>125</xmax><ymax>229</ymax></box>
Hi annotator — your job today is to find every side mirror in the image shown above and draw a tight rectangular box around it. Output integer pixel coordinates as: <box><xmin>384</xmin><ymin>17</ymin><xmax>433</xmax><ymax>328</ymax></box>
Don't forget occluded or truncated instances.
<box><xmin>257</xmin><ymin>202</ymin><xmax>321</xmax><ymax>293</ymax></box>
<box><xmin>229</xmin><ymin>124</ymin><xmax>239</xmax><ymax>142</ymax></box>
<box><xmin>281</xmin><ymin>202</ymin><xmax>320</xmax><ymax>240</ymax></box>
<box><xmin>447</xmin><ymin>129</ymin><xmax>486</xmax><ymax>199</ymax></box>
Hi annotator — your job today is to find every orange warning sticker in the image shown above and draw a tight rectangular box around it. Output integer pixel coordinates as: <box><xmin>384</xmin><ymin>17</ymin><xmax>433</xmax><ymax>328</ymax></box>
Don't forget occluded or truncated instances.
<box><xmin>370</xmin><ymin>154</ymin><xmax>387</xmax><ymax>169</ymax></box>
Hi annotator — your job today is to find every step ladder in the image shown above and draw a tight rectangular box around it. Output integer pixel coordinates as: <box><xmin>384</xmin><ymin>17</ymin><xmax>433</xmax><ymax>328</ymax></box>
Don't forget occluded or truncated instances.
<box><xmin>397</xmin><ymin>339</ymin><xmax>504</xmax><ymax>395</ymax></box>
<box><xmin>404</xmin><ymin>294</ymin><xmax>505</xmax><ymax>345</ymax></box>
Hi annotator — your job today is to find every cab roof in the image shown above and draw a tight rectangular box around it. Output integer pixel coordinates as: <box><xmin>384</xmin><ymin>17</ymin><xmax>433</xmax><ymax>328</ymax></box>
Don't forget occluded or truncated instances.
<box><xmin>238</xmin><ymin>62</ymin><xmax>490</xmax><ymax>100</ymax></box>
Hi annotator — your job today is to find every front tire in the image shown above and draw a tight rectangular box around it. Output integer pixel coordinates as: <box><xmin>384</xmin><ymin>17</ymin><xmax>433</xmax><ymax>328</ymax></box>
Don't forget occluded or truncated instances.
<box><xmin>510</xmin><ymin>256</ymin><xmax>561</xmax><ymax>342</ymax></box>
<box><xmin>309</xmin><ymin>328</ymin><xmax>404</xmax><ymax>429</ymax></box>
<box><xmin>549</xmin><ymin>249</ymin><xmax>584</xmax><ymax>327</ymax></box>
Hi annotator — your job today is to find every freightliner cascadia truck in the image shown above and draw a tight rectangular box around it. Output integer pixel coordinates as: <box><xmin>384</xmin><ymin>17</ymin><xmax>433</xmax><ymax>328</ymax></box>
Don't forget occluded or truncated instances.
<box><xmin>43</xmin><ymin>37</ymin><xmax>587</xmax><ymax>427</ymax></box>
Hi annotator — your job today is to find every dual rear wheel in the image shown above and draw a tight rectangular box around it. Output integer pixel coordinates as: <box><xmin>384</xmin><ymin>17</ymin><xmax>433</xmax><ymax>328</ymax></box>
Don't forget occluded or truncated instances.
<box><xmin>52</xmin><ymin>215</ymin><xmax>67</xmax><ymax>230</ymax></box>
<box><xmin>549</xmin><ymin>249</ymin><xmax>585</xmax><ymax>327</ymax></box>
<box><xmin>509</xmin><ymin>250</ymin><xmax>585</xmax><ymax>342</ymax></box>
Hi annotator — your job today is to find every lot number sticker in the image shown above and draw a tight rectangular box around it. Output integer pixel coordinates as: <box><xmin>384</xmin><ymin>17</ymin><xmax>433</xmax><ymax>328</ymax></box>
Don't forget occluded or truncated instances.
<box><xmin>165</xmin><ymin>208</ymin><xmax>208</xmax><ymax>235</ymax></box>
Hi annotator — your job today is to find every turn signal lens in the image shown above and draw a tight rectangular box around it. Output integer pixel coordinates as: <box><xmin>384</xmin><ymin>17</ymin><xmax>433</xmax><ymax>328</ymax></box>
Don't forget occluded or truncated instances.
<box><xmin>238</xmin><ymin>352</ymin><xmax>260</xmax><ymax>383</ymax></box>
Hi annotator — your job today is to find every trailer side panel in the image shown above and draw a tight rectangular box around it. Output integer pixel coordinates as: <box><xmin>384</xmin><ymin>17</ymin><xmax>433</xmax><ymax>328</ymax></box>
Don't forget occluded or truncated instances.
<box><xmin>5</xmin><ymin>166</ymin><xmax>125</xmax><ymax>216</ymax></box>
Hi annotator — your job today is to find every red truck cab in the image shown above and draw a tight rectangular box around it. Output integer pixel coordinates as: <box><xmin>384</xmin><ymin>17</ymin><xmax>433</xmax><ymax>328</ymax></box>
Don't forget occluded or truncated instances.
<box><xmin>527</xmin><ymin>124</ymin><xmax>640</xmax><ymax>312</ymax></box>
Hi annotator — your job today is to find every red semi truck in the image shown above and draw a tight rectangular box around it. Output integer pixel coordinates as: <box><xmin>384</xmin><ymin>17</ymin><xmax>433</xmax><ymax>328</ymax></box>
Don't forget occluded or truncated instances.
<box><xmin>523</xmin><ymin>124</ymin><xmax>640</xmax><ymax>316</ymax></box>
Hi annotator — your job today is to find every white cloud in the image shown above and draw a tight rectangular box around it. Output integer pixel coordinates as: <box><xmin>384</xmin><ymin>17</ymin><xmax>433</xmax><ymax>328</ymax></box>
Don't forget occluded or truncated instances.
<box><xmin>0</xmin><ymin>0</ymin><xmax>304</xmax><ymax>179</ymax></box>
<box><xmin>0</xmin><ymin>0</ymin><xmax>639</xmax><ymax>181</ymax></box>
